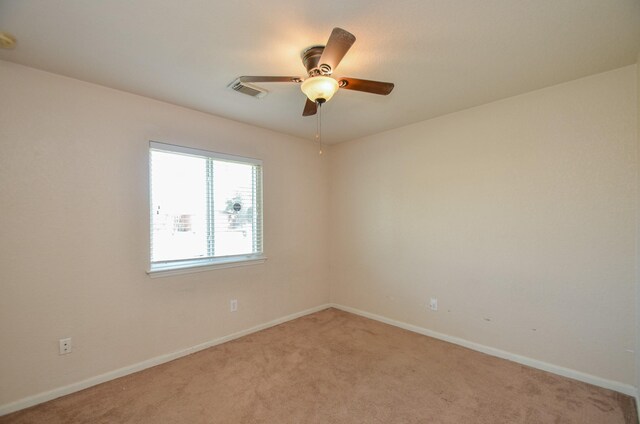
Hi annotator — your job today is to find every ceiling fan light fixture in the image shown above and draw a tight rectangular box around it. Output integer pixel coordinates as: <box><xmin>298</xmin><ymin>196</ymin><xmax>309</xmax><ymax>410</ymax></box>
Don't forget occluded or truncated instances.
<box><xmin>301</xmin><ymin>76</ymin><xmax>339</xmax><ymax>103</ymax></box>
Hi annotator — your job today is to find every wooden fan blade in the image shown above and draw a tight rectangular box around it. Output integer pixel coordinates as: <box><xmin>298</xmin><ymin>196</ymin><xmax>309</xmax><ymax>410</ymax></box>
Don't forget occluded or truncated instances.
<box><xmin>239</xmin><ymin>76</ymin><xmax>302</xmax><ymax>83</ymax></box>
<box><xmin>303</xmin><ymin>98</ymin><xmax>317</xmax><ymax>116</ymax></box>
<box><xmin>338</xmin><ymin>78</ymin><xmax>394</xmax><ymax>95</ymax></box>
<box><xmin>318</xmin><ymin>28</ymin><xmax>356</xmax><ymax>73</ymax></box>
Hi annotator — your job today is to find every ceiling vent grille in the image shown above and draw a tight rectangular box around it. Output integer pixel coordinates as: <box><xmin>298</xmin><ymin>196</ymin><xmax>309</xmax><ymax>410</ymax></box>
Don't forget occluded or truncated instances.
<box><xmin>228</xmin><ymin>78</ymin><xmax>268</xmax><ymax>99</ymax></box>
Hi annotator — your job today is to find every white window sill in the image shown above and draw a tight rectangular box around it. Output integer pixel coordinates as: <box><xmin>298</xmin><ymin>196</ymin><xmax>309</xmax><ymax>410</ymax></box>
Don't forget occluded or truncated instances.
<box><xmin>147</xmin><ymin>255</ymin><xmax>267</xmax><ymax>278</ymax></box>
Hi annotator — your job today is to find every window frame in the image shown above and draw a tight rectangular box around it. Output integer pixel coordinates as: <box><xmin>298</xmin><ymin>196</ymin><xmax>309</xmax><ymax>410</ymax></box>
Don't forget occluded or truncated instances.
<box><xmin>147</xmin><ymin>141</ymin><xmax>266</xmax><ymax>278</ymax></box>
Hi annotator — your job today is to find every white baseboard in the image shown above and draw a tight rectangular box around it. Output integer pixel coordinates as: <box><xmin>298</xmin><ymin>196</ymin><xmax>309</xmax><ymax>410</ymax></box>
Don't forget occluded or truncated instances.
<box><xmin>3</xmin><ymin>302</ymin><xmax>636</xmax><ymax>417</ymax></box>
<box><xmin>330</xmin><ymin>303</ymin><xmax>638</xmax><ymax>398</ymax></box>
<box><xmin>0</xmin><ymin>303</ymin><xmax>331</xmax><ymax>417</ymax></box>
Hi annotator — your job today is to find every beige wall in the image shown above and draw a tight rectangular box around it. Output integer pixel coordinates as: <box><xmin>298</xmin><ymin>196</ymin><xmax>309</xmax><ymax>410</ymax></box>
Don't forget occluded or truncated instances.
<box><xmin>1</xmin><ymin>58</ymin><xmax>638</xmax><ymax>408</ymax></box>
<box><xmin>329</xmin><ymin>66</ymin><xmax>638</xmax><ymax>385</ymax></box>
<box><xmin>636</xmin><ymin>54</ymin><xmax>640</xmax><ymax>391</ymax></box>
<box><xmin>0</xmin><ymin>61</ymin><xmax>330</xmax><ymax>406</ymax></box>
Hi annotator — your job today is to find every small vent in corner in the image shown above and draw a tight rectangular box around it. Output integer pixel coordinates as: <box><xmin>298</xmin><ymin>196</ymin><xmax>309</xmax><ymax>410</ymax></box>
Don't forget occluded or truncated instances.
<box><xmin>228</xmin><ymin>78</ymin><xmax>268</xmax><ymax>99</ymax></box>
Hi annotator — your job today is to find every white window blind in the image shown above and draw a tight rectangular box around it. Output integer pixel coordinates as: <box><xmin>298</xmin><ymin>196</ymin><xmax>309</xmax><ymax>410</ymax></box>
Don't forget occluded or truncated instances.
<box><xmin>149</xmin><ymin>141</ymin><xmax>264</xmax><ymax>275</ymax></box>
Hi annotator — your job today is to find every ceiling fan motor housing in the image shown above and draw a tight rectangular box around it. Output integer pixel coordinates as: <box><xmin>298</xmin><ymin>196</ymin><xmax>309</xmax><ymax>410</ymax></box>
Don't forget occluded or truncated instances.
<box><xmin>301</xmin><ymin>45</ymin><xmax>330</xmax><ymax>76</ymax></box>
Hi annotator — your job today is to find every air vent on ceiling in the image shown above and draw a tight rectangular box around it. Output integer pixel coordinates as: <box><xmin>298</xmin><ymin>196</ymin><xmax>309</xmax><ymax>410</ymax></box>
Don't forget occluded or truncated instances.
<box><xmin>228</xmin><ymin>78</ymin><xmax>268</xmax><ymax>99</ymax></box>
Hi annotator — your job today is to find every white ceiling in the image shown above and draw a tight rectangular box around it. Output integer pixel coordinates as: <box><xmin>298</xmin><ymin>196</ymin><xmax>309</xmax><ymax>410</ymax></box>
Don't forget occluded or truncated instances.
<box><xmin>1</xmin><ymin>0</ymin><xmax>639</xmax><ymax>144</ymax></box>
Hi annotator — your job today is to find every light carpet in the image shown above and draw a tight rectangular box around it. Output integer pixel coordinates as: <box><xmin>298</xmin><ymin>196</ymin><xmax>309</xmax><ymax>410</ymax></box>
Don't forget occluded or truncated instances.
<box><xmin>1</xmin><ymin>308</ymin><xmax>636</xmax><ymax>423</ymax></box>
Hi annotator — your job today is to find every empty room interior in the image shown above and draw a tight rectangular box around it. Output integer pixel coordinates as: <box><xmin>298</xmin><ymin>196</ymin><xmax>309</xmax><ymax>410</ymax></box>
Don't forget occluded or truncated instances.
<box><xmin>1</xmin><ymin>1</ymin><xmax>640</xmax><ymax>423</ymax></box>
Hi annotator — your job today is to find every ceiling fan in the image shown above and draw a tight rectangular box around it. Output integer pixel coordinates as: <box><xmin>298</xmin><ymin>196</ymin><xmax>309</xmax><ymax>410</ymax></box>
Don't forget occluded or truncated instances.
<box><xmin>236</xmin><ymin>27</ymin><xmax>395</xmax><ymax>116</ymax></box>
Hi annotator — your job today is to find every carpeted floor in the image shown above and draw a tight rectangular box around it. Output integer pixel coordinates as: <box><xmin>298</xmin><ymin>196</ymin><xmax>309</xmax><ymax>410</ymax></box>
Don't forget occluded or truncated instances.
<box><xmin>1</xmin><ymin>308</ymin><xmax>636</xmax><ymax>423</ymax></box>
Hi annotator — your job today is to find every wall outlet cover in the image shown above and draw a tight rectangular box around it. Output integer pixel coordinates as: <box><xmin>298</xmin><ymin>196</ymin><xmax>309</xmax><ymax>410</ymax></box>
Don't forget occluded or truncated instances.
<box><xmin>429</xmin><ymin>298</ymin><xmax>438</xmax><ymax>311</ymax></box>
<box><xmin>59</xmin><ymin>338</ymin><xmax>72</xmax><ymax>355</ymax></box>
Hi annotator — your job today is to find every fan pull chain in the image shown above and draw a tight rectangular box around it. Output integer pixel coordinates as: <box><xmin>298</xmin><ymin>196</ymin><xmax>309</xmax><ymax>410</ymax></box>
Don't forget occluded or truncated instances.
<box><xmin>316</xmin><ymin>102</ymin><xmax>323</xmax><ymax>155</ymax></box>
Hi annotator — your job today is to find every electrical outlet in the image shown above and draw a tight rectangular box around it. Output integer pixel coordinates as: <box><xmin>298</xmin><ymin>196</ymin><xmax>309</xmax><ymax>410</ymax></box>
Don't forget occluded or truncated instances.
<box><xmin>59</xmin><ymin>338</ymin><xmax>72</xmax><ymax>355</ymax></box>
<box><xmin>429</xmin><ymin>298</ymin><xmax>438</xmax><ymax>311</ymax></box>
<box><xmin>230</xmin><ymin>299</ymin><xmax>238</xmax><ymax>312</ymax></box>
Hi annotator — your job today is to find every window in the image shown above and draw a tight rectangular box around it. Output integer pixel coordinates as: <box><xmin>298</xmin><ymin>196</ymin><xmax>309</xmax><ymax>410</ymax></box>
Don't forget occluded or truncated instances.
<box><xmin>148</xmin><ymin>141</ymin><xmax>264</xmax><ymax>276</ymax></box>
